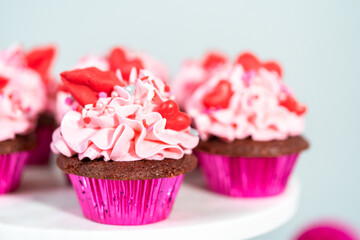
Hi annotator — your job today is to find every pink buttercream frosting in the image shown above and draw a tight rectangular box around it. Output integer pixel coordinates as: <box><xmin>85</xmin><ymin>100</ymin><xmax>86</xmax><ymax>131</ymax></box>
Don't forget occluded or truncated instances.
<box><xmin>174</xmin><ymin>53</ymin><xmax>306</xmax><ymax>142</ymax></box>
<box><xmin>0</xmin><ymin>45</ymin><xmax>46</xmax><ymax>141</ymax></box>
<box><xmin>55</xmin><ymin>48</ymin><xmax>169</xmax><ymax>125</ymax></box>
<box><xmin>51</xmin><ymin>71</ymin><xmax>199</xmax><ymax>161</ymax></box>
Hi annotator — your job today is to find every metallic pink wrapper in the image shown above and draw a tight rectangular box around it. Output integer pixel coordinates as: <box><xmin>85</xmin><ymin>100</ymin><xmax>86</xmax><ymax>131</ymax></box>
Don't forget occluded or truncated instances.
<box><xmin>0</xmin><ymin>151</ymin><xmax>30</xmax><ymax>194</ymax></box>
<box><xmin>26</xmin><ymin>125</ymin><xmax>54</xmax><ymax>165</ymax></box>
<box><xmin>195</xmin><ymin>151</ymin><xmax>299</xmax><ymax>197</ymax></box>
<box><xmin>68</xmin><ymin>174</ymin><xmax>184</xmax><ymax>225</ymax></box>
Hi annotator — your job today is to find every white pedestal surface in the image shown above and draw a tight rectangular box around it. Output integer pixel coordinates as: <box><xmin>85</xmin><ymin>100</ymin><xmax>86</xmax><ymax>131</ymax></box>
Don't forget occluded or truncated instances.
<box><xmin>0</xmin><ymin>166</ymin><xmax>300</xmax><ymax>240</ymax></box>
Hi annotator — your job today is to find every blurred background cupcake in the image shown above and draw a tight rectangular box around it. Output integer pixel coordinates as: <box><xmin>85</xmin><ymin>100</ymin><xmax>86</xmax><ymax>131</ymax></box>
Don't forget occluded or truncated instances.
<box><xmin>173</xmin><ymin>51</ymin><xmax>309</xmax><ymax>197</ymax></box>
<box><xmin>51</xmin><ymin>67</ymin><xmax>198</xmax><ymax>225</ymax></box>
<box><xmin>25</xmin><ymin>44</ymin><xmax>58</xmax><ymax>165</ymax></box>
<box><xmin>0</xmin><ymin>44</ymin><xmax>46</xmax><ymax>193</ymax></box>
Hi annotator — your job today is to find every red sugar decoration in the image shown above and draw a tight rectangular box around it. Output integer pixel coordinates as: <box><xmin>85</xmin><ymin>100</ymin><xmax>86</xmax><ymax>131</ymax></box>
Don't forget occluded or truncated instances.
<box><xmin>202</xmin><ymin>52</ymin><xmax>227</xmax><ymax>69</ymax></box>
<box><xmin>235</xmin><ymin>52</ymin><xmax>282</xmax><ymax>78</ymax></box>
<box><xmin>279</xmin><ymin>94</ymin><xmax>307</xmax><ymax>115</ymax></box>
<box><xmin>26</xmin><ymin>46</ymin><xmax>56</xmax><ymax>84</ymax></box>
<box><xmin>61</xmin><ymin>67</ymin><xmax>125</xmax><ymax>107</ymax></box>
<box><xmin>157</xmin><ymin>100</ymin><xmax>191</xmax><ymax>131</ymax></box>
<box><xmin>83</xmin><ymin>117</ymin><xmax>91</xmax><ymax>124</ymax></box>
<box><xmin>109</xmin><ymin>47</ymin><xmax>144</xmax><ymax>81</ymax></box>
<box><xmin>0</xmin><ymin>75</ymin><xmax>9</xmax><ymax>90</ymax></box>
<box><xmin>202</xmin><ymin>80</ymin><xmax>233</xmax><ymax>109</ymax></box>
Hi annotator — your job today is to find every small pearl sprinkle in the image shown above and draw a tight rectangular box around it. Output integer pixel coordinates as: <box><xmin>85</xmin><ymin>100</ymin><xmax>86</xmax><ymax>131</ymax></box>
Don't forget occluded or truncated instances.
<box><xmin>111</xmin><ymin>91</ymin><xmax>119</xmax><ymax>98</ymax></box>
<box><xmin>65</xmin><ymin>97</ymin><xmax>72</xmax><ymax>105</ymax></box>
<box><xmin>107</xmin><ymin>106</ymin><xmax>115</xmax><ymax>114</ymax></box>
<box><xmin>85</xmin><ymin>104</ymin><xmax>93</xmax><ymax>110</ymax></box>
<box><xmin>189</xmin><ymin>128</ymin><xmax>199</xmax><ymax>137</ymax></box>
<box><xmin>99</xmin><ymin>92</ymin><xmax>107</xmax><ymax>98</ymax></box>
<box><xmin>95</xmin><ymin>102</ymin><xmax>104</xmax><ymax>110</ymax></box>
<box><xmin>124</xmin><ymin>85</ymin><xmax>135</xmax><ymax>95</ymax></box>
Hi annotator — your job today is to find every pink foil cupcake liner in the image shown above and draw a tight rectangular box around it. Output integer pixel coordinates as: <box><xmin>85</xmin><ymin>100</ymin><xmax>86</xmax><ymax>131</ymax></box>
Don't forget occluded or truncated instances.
<box><xmin>68</xmin><ymin>174</ymin><xmax>184</xmax><ymax>225</ymax></box>
<box><xmin>26</xmin><ymin>125</ymin><xmax>54</xmax><ymax>165</ymax></box>
<box><xmin>195</xmin><ymin>151</ymin><xmax>299</xmax><ymax>197</ymax></box>
<box><xmin>0</xmin><ymin>151</ymin><xmax>30</xmax><ymax>194</ymax></box>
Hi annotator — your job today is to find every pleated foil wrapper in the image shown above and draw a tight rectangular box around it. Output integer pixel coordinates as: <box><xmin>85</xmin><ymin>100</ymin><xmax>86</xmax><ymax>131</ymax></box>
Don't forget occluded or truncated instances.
<box><xmin>0</xmin><ymin>151</ymin><xmax>30</xmax><ymax>194</ymax></box>
<box><xmin>26</xmin><ymin>125</ymin><xmax>54</xmax><ymax>165</ymax></box>
<box><xmin>195</xmin><ymin>151</ymin><xmax>299</xmax><ymax>197</ymax></box>
<box><xmin>68</xmin><ymin>174</ymin><xmax>184</xmax><ymax>225</ymax></box>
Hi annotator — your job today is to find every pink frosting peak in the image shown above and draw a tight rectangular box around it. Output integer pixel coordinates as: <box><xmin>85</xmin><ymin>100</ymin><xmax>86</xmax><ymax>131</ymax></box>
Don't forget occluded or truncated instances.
<box><xmin>51</xmin><ymin>70</ymin><xmax>199</xmax><ymax>161</ymax></box>
<box><xmin>174</xmin><ymin>51</ymin><xmax>307</xmax><ymax>142</ymax></box>
<box><xmin>0</xmin><ymin>45</ymin><xmax>46</xmax><ymax>141</ymax></box>
<box><xmin>55</xmin><ymin>47</ymin><xmax>169</xmax><ymax>125</ymax></box>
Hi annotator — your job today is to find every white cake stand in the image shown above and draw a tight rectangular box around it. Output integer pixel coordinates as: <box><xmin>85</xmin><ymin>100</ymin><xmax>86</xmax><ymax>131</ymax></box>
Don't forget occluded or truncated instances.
<box><xmin>0</xmin><ymin>166</ymin><xmax>299</xmax><ymax>240</ymax></box>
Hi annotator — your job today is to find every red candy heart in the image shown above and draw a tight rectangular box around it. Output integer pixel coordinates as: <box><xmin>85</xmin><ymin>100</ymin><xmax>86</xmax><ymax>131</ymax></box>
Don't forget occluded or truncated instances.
<box><xmin>109</xmin><ymin>47</ymin><xmax>144</xmax><ymax>81</ymax></box>
<box><xmin>235</xmin><ymin>52</ymin><xmax>282</xmax><ymax>78</ymax></box>
<box><xmin>0</xmin><ymin>75</ymin><xmax>9</xmax><ymax>90</ymax></box>
<box><xmin>61</xmin><ymin>67</ymin><xmax>125</xmax><ymax>106</ymax></box>
<box><xmin>202</xmin><ymin>52</ymin><xmax>227</xmax><ymax>69</ymax></box>
<box><xmin>279</xmin><ymin>94</ymin><xmax>307</xmax><ymax>115</ymax></box>
<box><xmin>157</xmin><ymin>100</ymin><xmax>191</xmax><ymax>131</ymax></box>
<box><xmin>26</xmin><ymin>46</ymin><xmax>56</xmax><ymax>84</ymax></box>
<box><xmin>202</xmin><ymin>80</ymin><xmax>233</xmax><ymax>109</ymax></box>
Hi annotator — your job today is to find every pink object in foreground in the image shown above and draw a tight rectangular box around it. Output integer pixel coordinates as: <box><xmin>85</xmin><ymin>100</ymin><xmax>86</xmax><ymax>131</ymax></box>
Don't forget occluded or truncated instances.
<box><xmin>0</xmin><ymin>151</ymin><xmax>30</xmax><ymax>194</ymax></box>
<box><xmin>68</xmin><ymin>174</ymin><xmax>184</xmax><ymax>225</ymax></box>
<box><xmin>195</xmin><ymin>151</ymin><xmax>299</xmax><ymax>197</ymax></box>
<box><xmin>295</xmin><ymin>221</ymin><xmax>359</xmax><ymax>240</ymax></box>
<box><xmin>27</xmin><ymin>125</ymin><xmax>54</xmax><ymax>165</ymax></box>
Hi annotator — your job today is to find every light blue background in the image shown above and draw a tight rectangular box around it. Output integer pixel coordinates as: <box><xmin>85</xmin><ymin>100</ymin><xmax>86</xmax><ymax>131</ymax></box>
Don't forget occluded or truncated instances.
<box><xmin>1</xmin><ymin>0</ymin><xmax>359</xmax><ymax>239</ymax></box>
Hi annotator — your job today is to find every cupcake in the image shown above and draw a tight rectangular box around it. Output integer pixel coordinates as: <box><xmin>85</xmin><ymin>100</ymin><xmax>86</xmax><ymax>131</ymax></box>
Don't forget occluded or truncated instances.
<box><xmin>51</xmin><ymin>67</ymin><xmax>199</xmax><ymax>225</ymax></box>
<box><xmin>0</xmin><ymin>45</ymin><xmax>46</xmax><ymax>193</ymax></box>
<box><xmin>25</xmin><ymin>45</ymin><xmax>57</xmax><ymax>165</ymax></box>
<box><xmin>173</xmin><ymin>51</ymin><xmax>309</xmax><ymax>197</ymax></box>
<box><xmin>55</xmin><ymin>46</ymin><xmax>169</xmax><ymax>125</ymax></box>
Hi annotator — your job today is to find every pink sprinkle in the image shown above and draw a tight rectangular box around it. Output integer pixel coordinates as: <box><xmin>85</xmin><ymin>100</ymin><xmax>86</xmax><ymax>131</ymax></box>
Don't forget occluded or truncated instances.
<box><xmin>147</xmin><ymin>126</ymin><xmax>153</xmax><ymax>131</ymax></box>
<box><xmin>99</xmin><ymin>92</ymin><xmax>107</xmax><ymax>98</ymax></box>
<box><xmin>242</xmin><ymin>70</ymin><xmax>255</xmax><ymax>87</ymax></box>
<box><xmin>65</xmin><ymin>97</ymin><xmax>72</xmax><ymax>105</ymax></box>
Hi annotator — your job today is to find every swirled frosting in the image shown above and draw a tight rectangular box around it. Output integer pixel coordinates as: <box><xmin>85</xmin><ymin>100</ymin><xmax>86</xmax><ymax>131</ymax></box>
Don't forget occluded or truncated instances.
<box><xmin>55</xmin><ymin>47</ymin><xmax>169</xmax><ymax>124</ymax></box>
<box><xmin>0</xmin><ymin>45</ymin><xmax>46</xmax><ymax>141</ymax></box>
<box><xmin>51</xmin><ymin>70</ymin><xmax>199</xmax><ymax>161</ymax></box>
<box><xmin>174</xmin><ymin>52</ymin><xmax>307</xmax><ymax>142</ymax></box>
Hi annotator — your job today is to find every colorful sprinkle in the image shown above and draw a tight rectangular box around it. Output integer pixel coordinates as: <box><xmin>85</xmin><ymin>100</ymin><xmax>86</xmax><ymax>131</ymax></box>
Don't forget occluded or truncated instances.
<box><xmin>83</xmin><ymin>117</ymin><xmax>91</xmax><ymax>124</ymax></box>
<box><xmin>189</xmin><ymin>128</ymin><xmax>199</xmax><ymax>136</ymax></box>
<box><xmin>111</xmin><ymin>91</ymin><xmax>119</xmax><ymax>98</ymax></box>
<box><xmin>95</xmin><ymin>102</ymin><xmax>104</xmax><ymax>110</ymax></box>
<box><xmin>84</xmin><ymin>104</ymin><xmax>93</xmax><ymax>110</ymax></box>
<box><xmin>98</xmin><ymin>92</ymin><xmax>107</xmax><ymax>98</ymax></box>
<box><xmin>65</xmin><ymin>97</ymin><xmax>73</xmax><ymax>105</ymax></box>
<box><xmin>124</xmin><ymin>85</ymin><xmax>135</xmax><ymax>95</ymax></box>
